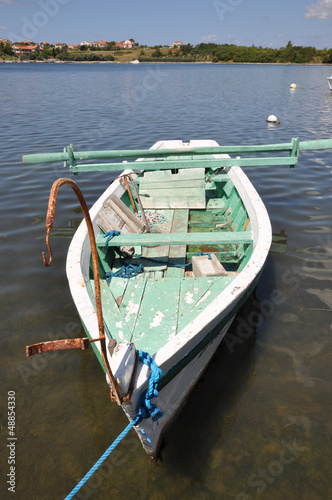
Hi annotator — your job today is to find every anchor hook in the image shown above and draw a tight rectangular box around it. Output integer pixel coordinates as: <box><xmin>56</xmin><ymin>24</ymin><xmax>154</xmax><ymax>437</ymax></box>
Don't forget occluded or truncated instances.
<box><xmin>42</xmin><ymin>227</ymin><xmax>53</xmax><ymax>267</ymax></box>
<box><xmin>36</xmin><ymin>177</ymin><xmax>122</xmax><ymax>405</ymax></box>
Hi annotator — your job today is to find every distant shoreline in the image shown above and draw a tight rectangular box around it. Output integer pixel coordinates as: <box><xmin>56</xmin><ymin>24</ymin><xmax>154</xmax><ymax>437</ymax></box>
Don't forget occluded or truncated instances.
<box><xmin>1</xmin><ymin>59</ymin><xmax>331</xmax><ymax>66</ymax></box>
<box><xmin>2</xmin><ymin>41</ymin><xmax>332</xmax><ymax>65</ymax></box>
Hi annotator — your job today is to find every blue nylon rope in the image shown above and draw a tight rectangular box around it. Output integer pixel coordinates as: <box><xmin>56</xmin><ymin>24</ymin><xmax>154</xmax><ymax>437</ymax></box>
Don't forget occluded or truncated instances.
<box><xmin>199</xmin><ymin>252</ymin><xmax>212</xmax><ymax>260</ymax></box>
<box><xmin>65</xmin><ymin>350</ymin><xmax>163</xmax><ymax>500</ymax></box>
<box><xmin>103</xmin><ymin>231</ymin><xmax>144</xmax><ymax>281</ymax></box>
<box><xmin>103</xmin><ymin>230</ymin><xmax>192</xmax><ymax>278</ymax></box>
<box><xmin>103</xmin><ymin>230</ymin><xmax>120</xmax><ymax>249</ymax></box>
<box><xmin>105</xmin><ymin>263</ymin><xmax>144</xmax><ymax>282</ymax></box>
<box><xmin>65</xmin><ymin>418</ymin><xmax>138</xmax><ymax>500</ymax></box>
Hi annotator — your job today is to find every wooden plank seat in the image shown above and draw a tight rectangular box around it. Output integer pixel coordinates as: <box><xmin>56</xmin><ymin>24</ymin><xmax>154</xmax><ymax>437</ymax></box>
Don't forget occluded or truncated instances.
<box><xmin>97</xmin><ymin>193</ymin><xmax>145</xmax><ymax>256</ymax></box>
<box><xmin>96</xmin><ymin>230</ymin><xmax>252</xmax><ymax>247</ymax></box>
<box><xmin>97</xmin><ymin>193</ymin><xmax>145</xmax><ymax>234</ymax></box>
<box><xmin>139</xmin><ymin>168</ymin><xmax>206</xmax><ymax>209</ymax></box>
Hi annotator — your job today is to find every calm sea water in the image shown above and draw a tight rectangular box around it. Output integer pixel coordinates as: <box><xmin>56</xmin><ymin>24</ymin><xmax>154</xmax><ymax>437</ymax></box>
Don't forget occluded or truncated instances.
<box><xmin>1</xmin><ymin>62</ymin><xmax>332</xmax><ymax>500</ymax></box>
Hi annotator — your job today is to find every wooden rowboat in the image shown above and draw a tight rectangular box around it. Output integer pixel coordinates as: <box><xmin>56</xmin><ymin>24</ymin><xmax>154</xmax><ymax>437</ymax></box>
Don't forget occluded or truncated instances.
<box><xmin>23</xmin><ymin>137</ymin><xmax>332</xmax><ymax>460</ymax></box>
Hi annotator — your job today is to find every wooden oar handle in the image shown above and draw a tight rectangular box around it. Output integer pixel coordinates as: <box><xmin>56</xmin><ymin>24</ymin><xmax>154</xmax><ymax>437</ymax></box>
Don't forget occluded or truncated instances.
<box><xmin>299</xmin><ymin>139</ymin><xmax>332</xmax><ymax>151</ymax></box>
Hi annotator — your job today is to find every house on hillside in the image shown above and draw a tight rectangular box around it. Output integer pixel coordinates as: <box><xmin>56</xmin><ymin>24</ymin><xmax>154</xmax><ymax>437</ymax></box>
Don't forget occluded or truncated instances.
<box><xmin>12</xmin><ymin>44</ymin><xmax>40</xmax><ymax>55</ymax></box>
<box><xmin>115</xmin><ymin>40</ymin><xmax>134</xmax><ymax>49</ymax></box>
<box><xmin>80</xmin><ymin>40</ymin><xmax>93</xmax><ymax>47</ymax></box>
<box><xmin>68</xmin><ymin>44</ymin><xmax>80</xmax><ymax>50</ymax></box>
<box><xmin>55</xmin><ymin>42</ymin><xmax>66</xmax><ymax>49</ymax></box>
<box><xmin>172</xmin><ymin>41</ymin><xmax>183</xmax><ymax>48</ymax></box>
<box><xmin>0</xmin><ymin>38</ymin><xmax>12</xmax><ymax>45</ymax></box>
<box><xmin>39</xmin><ymin>42</ymin><xmax>50</xmax><ymax>48</ymax></box>
<box><xmin>92</xmin><ymin>40</ymin><xmax>108</xmax><ymax>48</ymax></box>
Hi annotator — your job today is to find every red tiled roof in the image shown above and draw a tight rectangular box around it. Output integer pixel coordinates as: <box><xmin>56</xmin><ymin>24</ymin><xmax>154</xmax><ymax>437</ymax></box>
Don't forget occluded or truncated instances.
<box><xmin>13</xmin><ymin>44</ymin><xmax>38</xmax><ymax>50</ymax></box>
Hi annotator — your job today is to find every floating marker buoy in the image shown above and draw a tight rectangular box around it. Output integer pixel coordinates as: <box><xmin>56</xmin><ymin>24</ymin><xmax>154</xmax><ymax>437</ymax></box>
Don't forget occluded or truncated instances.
<box><xmin>267</xmin><ymin>114</ymin><xmax>278</xmax><ymax>123</ymax></box>
<box><xmin>290</xmin><ymin>83</ymin><xmax>297</xmax><ymax>89</ymax></box>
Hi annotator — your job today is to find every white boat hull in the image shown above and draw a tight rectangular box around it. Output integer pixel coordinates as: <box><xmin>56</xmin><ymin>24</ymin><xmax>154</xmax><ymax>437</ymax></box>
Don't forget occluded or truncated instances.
<box><xmin>124</xmin><ymin>317</ymin><xmax>234</xmax><ymax>456</ymax></box>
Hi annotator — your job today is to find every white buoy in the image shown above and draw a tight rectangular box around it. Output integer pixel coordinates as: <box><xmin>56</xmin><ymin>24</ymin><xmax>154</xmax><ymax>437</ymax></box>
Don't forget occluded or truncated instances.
<box><xmin>267</xmin><ymin>114</ymin><xmax>278</xmax><ymax>123</ymax></box>
<box><xmin>290</xmin><ymin>83</ymin><xmax>297</xmax><ymax>89</ymax></box>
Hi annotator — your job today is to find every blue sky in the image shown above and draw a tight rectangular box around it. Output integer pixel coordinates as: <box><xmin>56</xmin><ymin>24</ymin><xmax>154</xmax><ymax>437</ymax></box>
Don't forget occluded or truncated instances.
<box><xmin>1</xmin><ymin>0</ymin><xmax>332</xmax><ymax>49</ymax></box>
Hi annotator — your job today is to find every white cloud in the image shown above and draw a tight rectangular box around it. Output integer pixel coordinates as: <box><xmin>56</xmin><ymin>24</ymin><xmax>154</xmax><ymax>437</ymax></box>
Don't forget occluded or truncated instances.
<box><xmin>0</xmin><ymin>0</ymin><xmax>29</xmax><ymax>5</ymax></box>
<box><xmin>199</xmin><ymin>34</ymin><xmax>218</xmax><ymax>43</ymax></box>
<box><xmin>305</xmin><ymin>0</ymin><xmax>332</xmax><ymax>19</ymax></box>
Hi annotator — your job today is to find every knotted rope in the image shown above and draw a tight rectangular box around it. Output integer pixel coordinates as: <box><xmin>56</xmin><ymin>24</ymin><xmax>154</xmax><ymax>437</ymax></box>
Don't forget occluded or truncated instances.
<box><xmin>105</xmin><ymin>263</ymin><xmax>144</xmax><ymax>282</ymax></box>
<box><xmin>136</xmin><ymin>350</ymin><xmax>163</xmax><ymax>422</ymax></box>
<box><xmin>65</xmin><ymin>350</ymin><xmax>163</xmax><ymax>500</ymax></box>
<box><xmin>103</xmin><ymin>230</ymin><xmax>121</xmax><ymax>249</ymax></box>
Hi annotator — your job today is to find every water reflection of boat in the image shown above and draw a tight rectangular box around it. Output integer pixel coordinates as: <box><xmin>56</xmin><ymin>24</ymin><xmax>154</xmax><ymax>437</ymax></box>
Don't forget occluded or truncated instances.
<box><xmin>162</xmin><ymin>290</ymin><xmax>260</xmax><ymax>466</ymax></box>
<box><xmin>271</xmin><ymin>229</ymin><xmax>288</xmax><ymax>254</ymax></box>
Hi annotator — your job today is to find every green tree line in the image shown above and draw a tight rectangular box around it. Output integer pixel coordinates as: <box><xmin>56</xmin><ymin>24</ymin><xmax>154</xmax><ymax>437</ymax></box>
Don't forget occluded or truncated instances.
<box><xmin>3</xmin><ymin>40</ymin><xmax>332</xmax><ymax>64</ymax></box>
<box><xmin>140</xmin><ymin>41</ymin><xmax>332</xmax><ymax>64</ymax></box>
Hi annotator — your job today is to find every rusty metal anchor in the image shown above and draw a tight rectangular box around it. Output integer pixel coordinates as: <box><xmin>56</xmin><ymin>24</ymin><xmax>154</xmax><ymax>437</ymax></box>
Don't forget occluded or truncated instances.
<box><xmin>26</xmin><ymin>178</ymin><xmax>122</xmax><ymax>405</ymax></box>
